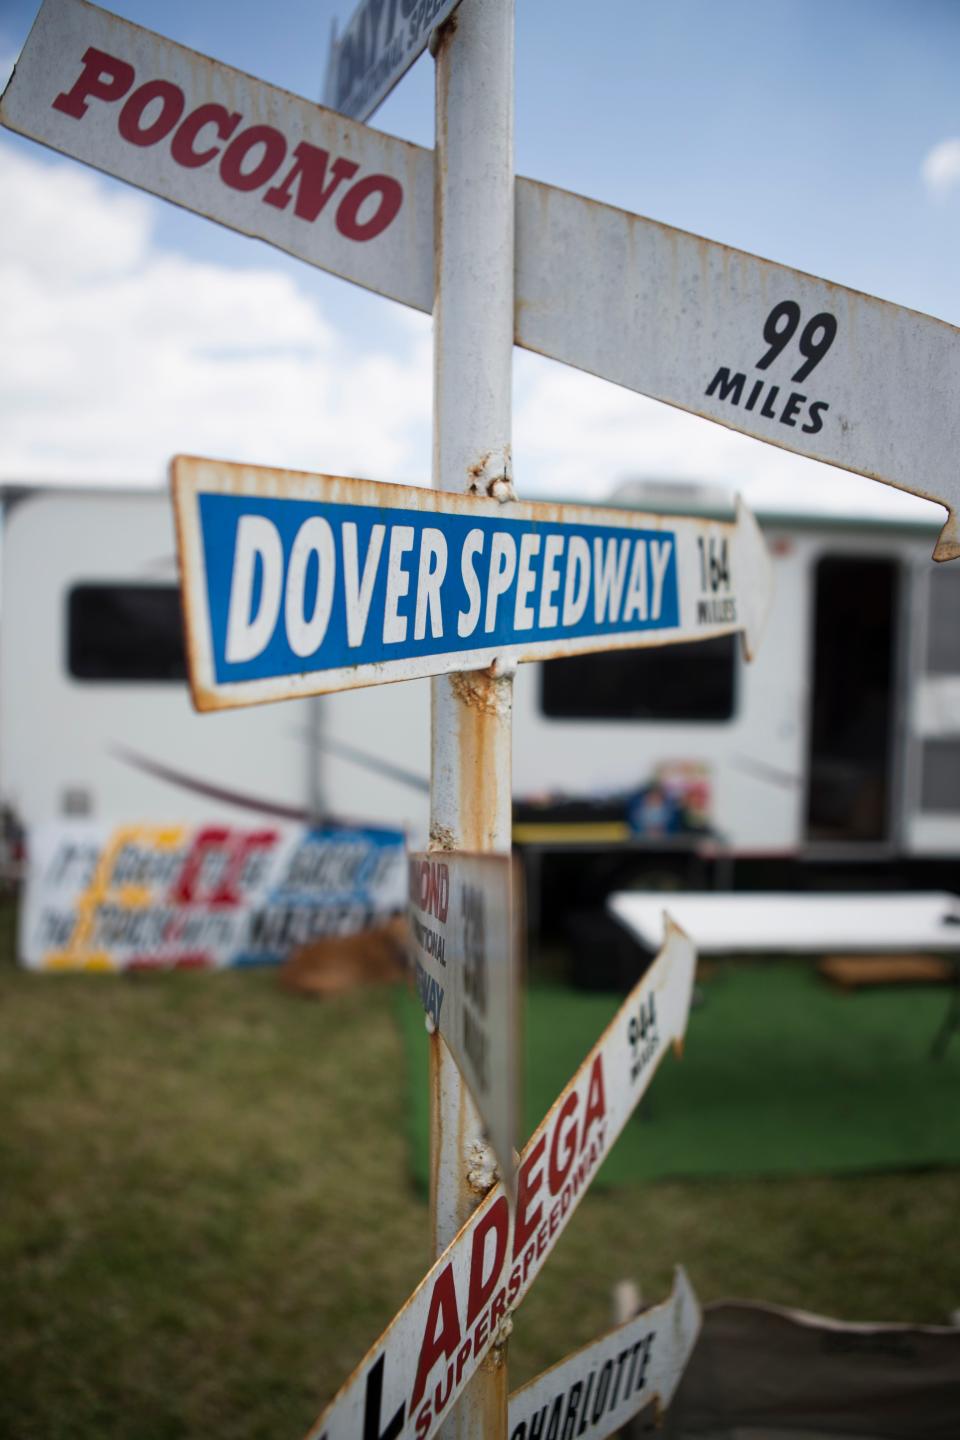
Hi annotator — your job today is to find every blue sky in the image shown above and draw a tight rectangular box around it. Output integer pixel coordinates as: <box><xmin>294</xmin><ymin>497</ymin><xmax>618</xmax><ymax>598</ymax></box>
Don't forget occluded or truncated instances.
<box><xmin>1</xmin><ymin>0</ymin><xmax>959</xmax><ymax>521</ymax></box>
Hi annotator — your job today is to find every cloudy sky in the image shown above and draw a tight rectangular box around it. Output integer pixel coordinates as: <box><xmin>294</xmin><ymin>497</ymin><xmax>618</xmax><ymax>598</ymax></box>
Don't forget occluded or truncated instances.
<box><xmin>1</xmin><ymin>0</ymin><xmax>959</xmax><ymax>525</ymax></box>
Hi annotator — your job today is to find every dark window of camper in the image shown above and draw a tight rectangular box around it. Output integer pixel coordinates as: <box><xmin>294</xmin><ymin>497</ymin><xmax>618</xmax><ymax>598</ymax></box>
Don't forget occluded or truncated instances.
<box><xmin>927</xmin><ymin>564</ymin><xmax>960</xmax><ymax>674</ymax></box>
<box><xmin>921</xmin><ymin>739</ymin><xmax>960</xmax><ymax>813</ymax></box>
<box><xmin>67</xmin><ymin>585</ymin><xmax>187</xmax><ymax>681</ymax></box>
<box><xmin>540</xmin><ymin>635</ymin><xmax>737</xmax><ymax>721</ymax></box>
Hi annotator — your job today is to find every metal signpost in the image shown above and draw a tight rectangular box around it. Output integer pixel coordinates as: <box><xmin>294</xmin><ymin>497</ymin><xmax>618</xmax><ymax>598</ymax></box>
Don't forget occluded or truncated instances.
<box><xmin>305</xmin><ymin>921</ymin><xmax>696</xmax><ymax>1440</ymax></box>
<box><xmin>507</xmin><ymin>1267</ymin><xmax>701</xmax><ymax>1440</ymax></box>
<box><xmin>15</xmin><ymin>0</ymin><xmax>939</xmax><ymax>1434</ymax></box>
<box><xmin>171</xmin><ymin>456</ymin><xmax>771</xmax><ymax>711</ymax></box>
<box><xmin>7</xmin><ymin>0</ymin><xmax>960</xmax><ymax>555</ymax></box>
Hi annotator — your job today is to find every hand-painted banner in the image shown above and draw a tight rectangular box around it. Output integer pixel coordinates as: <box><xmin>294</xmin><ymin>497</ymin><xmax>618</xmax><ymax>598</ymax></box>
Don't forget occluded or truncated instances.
<box><xmin>172</xmin><ymin>456</ymin><xmax>770</xmax><ymax>710</ymax></box>
<box><xmin>305</xmin><ymin>917</ymin><xmax>696</xmax><ymax>1440</ymax></box>
<box><xmin>408</xmin><ymin>852</ymin><xmax>519</xmax><ymax>1189</ymax></box>
<box><xmin>323</xmin><ymin>0</ymin><xmax>462</xmax><ymax>123</ymax></box>
<box><xmin>4</xmin><ymin>1</ymin><xmax>959</xmax><ymax>557</ymax></box>
<box><xmin>507</xmin><ymin>1267</ymin><xmax>701</xmax><ymax>1440</ymax></box>
<box><xmin>19</xmin><ymin>819</ymin><xmax>405</xmax><ymax>971</ymax></box>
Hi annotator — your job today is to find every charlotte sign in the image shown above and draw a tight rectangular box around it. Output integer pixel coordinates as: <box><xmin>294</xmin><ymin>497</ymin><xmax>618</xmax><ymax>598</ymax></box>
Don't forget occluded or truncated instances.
<box><xmin>306</xmin><ymin>918</ymin><xmax>696</xmax><ymax>1440</ymax></box>
<box><xmin>324</xmin><ymin>0</ymin><xmax>462</xmax><ymax>123</ymax></box>
<box><xmin>508</xmin><ymin>1267</ymin><xmax>701</xmax><ymax>1440</ymax></box>
<box><xmin>171</xmin><ymin>456</ymin><xmax>771</xmax><ymax>710</ymax></box>
<box><xmin>5</xmin><ymin>0</ymin><xmax>960</xmax><ymax>556</ymax></box>
<box><xmin>409</xmin><ymin>852</ymin><xmax>519</xmax><ymax>1188</ymax></box>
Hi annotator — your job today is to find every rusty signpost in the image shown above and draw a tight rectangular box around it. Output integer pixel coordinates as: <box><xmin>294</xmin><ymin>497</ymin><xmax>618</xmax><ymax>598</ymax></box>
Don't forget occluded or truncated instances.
<box><xmin>9</xmin><ymin>0</ymin><xmax>946</xmax><ymax>1435</ymax></box>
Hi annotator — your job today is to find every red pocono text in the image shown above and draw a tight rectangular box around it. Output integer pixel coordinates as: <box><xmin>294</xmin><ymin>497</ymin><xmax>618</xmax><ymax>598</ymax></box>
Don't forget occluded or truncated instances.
<box><xmin>51</xmin><ymin>46</ymin><xmax>404</xmax><ymax>242</ymax></box>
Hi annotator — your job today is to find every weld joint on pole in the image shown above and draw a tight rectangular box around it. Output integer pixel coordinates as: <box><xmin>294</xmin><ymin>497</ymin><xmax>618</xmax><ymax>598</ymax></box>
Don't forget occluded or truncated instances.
<box><xmin>488</xmin><ymin>475</ymin><xmax>517</xmax><ymax>504</ymax></box>
<box><xmin>466</xmin><ymin>1137</ymin><xmax>499</xmax><ymax>1196</ymax></box>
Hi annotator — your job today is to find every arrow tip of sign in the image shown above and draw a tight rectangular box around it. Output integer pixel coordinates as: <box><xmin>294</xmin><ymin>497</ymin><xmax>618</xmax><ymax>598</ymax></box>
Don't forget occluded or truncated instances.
<box><xmin>933</xmin><ymin>509</ymin><xmax>960</xmax><ymax>563</ymax></box>
<box><xmin>661</xmin><ymin>909</ymin><xmax>697</xmax><ymax>1055</ymax></box>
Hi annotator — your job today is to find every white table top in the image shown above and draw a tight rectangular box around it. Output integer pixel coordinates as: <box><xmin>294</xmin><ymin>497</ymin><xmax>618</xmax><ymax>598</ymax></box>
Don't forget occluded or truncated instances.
<box><xmin>608</xmin><ymin>891</ymin><xmax>960</xmax><ymax>955</ymax></box>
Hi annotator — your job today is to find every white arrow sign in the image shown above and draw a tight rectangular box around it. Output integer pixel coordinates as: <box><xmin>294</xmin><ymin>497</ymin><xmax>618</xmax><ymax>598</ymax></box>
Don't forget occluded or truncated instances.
<box><xmin>508</xmin><ymin>1267</ymin><xmax>701</xmax><ymax>1440</ymax></box>
<box><xmin>171</xmin><ymin>455</ymin><xmax>771</xmax><ymax>711</ymax></box>
<box><xmin>514</xmin><ymin>184</ymin><xmax>960</xmax><ymax>563</ymax></box>
<box><xmin>306</xmin><ymin>916</ymin><xmax>696</xmax><ymax>1440</ymax></box>
<box><xmin>324</xmin><ymin>0</ymin><xmax>463</xmax><ymax>123</ymax></box>
<box><xmin>408</xmin><ymin>852</ymin><xmax>519</xmax><ymax>1191</ymax></box>
<box><xmin>5</xmin><ymin>1</ymin><xmax>960</xmax><ymax>557</ymax></box>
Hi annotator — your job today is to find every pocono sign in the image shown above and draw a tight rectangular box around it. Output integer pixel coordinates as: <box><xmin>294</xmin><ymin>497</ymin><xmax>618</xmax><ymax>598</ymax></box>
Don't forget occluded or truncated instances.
<box><xmin>306</xmin><ymin>919</ymin><xmax>696</xmax><ymax>1440</ymax></box>
<box><xmin>508</xmin><ymin>1268</ymin><xmax>701</xmax><ymax>1440</ymax></box>
<box><xmin>4</xmin><ymin>0</ymin><xmax>959</xmax><ymax>556</ymax></box>
<box><xmin>172</xmin><ymin>456</ymin><xmax>771</xmax><ymax>709</ymax></box>
<box><xmin>408</xmin><ymin>852</ymin><xmax>519</xmax><ymax>1186</ymax></box>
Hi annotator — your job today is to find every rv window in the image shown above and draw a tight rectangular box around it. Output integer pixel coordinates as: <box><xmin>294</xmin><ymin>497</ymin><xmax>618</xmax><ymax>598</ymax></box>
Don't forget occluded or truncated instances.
<box><xmin>67</xmin><ymin>585</ymin><xmax>187</xmax><ymax>682</ymax></box>
<box><xmin>927</xmin><ymin>565</ymin><xmax>960</xmax><ymax>674</ymax></box>
<box><xmin>539</xmin><ymin>635</ymin><xmax>737</xmax><ymax>721</ymax></box>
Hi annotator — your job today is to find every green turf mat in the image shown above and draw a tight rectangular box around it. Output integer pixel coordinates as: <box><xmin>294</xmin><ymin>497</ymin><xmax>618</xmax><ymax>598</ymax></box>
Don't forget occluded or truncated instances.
<box><xmin>396</xmin><ymin>960</ymin><xmax>960</xmax><ymax>1188</ymax></box>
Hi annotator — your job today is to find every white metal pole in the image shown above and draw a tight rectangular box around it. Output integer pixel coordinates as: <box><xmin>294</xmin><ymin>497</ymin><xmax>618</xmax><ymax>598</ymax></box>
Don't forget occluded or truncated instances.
<box><xmin>429</xmin><ymin>1</ymin><xmax>515</xmax><ymax>1436</ymax></box>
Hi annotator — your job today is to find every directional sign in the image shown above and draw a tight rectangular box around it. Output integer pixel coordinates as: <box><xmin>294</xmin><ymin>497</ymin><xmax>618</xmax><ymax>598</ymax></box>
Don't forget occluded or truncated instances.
<box><xmin>305</xmin><ymin>916</ymin><xmax>696</xmax><ymax>1440</ymax></box>
<box><xmin>172</xmin><ymin>456</ymin><xmax>771</xmax><ymax>711</ymax></box>
<box><xmin>408</xmin><ymin>852</ymin><xmax>519</xmax><ymax>1189</ymax></box>
<box><xmin>6</xmin><ymin>2</ymin><xmax>960</xmax><ymax>556</ymax></box>
<box><xmin>514</xmin><ymin>184</ymin><xmax>960</xmax><ymax>562</ymax></box>
<box><xmin>0</xmin><ymin>0</ymin><xmax>433</xmax><ymax>312</ymax></box>
<box><xmin>508</xmin><ymin>1267</ymin><xmax>701</xmax><ymax>1440</ymax></box>
<box><xmin>324</xmin><ymin>0</ymin><xmax>463</xmax><ymax>123</ymax></box>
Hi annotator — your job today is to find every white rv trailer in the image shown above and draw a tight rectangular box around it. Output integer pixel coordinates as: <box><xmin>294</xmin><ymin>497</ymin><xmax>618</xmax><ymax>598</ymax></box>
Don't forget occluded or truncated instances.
<box><xmin>2</xmin><ymin>485</ymin><xmax>959</xmax><ymax>897</ymax></box>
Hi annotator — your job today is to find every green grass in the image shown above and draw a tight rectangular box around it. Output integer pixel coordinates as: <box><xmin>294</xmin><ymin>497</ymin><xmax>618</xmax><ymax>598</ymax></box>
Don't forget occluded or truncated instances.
<box><xmin>3</xmin><ymin>904</ymin><xmax>960</xmax><ymax>1439</ymax></box>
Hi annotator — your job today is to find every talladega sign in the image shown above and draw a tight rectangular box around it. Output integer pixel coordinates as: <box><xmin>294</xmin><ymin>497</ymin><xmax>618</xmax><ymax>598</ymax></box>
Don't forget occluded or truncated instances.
<box><xmin>305</xmin><ymin>918</ymin><xmax>696</xmax><ymax>1440</ymax></box>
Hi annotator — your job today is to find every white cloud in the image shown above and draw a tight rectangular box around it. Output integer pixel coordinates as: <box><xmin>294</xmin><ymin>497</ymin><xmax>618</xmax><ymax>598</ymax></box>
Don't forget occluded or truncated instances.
<box><xmin>922</xmin><ymin>137</ymin><xmax>960</xmax><ymax>198</ymax></box>
<box><xmin>0</xmin><ymin>140</ymin><xmax>432</xmax><ymax>485</ymax></box>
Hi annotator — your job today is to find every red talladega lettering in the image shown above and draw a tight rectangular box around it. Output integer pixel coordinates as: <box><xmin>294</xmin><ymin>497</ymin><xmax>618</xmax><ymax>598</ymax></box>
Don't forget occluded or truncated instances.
<box><xmin>51</xmin><ymin>46</ymin><xmax>403</xmax><ymax>243</ymax></box>
<box><xmin>407</xmin><ymin>1055</ymin><xmax>610</xmax><ymax>1431</ymax></box>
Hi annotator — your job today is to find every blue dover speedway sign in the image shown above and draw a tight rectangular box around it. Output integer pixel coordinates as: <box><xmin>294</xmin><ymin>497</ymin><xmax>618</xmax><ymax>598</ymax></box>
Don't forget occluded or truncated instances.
<box><xmin>172</xmin><ymin>456</ymin><xmax>771</xmax><ymax>710</ymax></box>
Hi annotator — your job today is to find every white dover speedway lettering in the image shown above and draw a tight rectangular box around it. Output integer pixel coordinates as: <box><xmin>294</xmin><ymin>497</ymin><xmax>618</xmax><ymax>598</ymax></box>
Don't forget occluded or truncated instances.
<box><xmin>307</xmin><ymin>920</ymin><xmax>696</xmax><ymax>1440</ymax></box>
<box><xmin>172</xmin><ymin>458</ymin><xmax>771</xmax><ymax>710</ymax></box>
